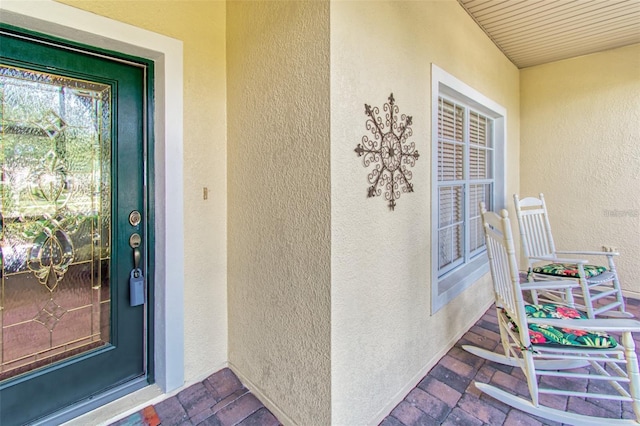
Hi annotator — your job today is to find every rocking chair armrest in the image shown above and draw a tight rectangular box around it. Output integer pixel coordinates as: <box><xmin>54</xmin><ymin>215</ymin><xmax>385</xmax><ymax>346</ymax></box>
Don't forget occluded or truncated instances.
<box><xmin>529</xmin><ymin>255</ymin><xmax>589</xmax><ymax>264</ymax></box>
<box><xmin>528</xmin><ymin>318</ymin><xmax>640</xmax><ymax>333</ymax></box>
<box><xmin>556</xmin><ymin>250</ymin><xmax>620</xmax><ymax>257</ymax></box>
<box><xmin>520</xmin><ymin>281</ymin><xmax>580</xmax><ymax>291</ymax></box>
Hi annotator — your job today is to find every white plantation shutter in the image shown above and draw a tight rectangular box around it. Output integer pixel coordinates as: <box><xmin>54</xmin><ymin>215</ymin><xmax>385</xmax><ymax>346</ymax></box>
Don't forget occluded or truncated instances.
<box><xmin>469</xmin><ymin>111</ymin><xmax>493</xmax><ymax>255</ymax></box>
<box><xmin>437</xmin><ymin>95</ymin><xmax>494</xmax><ymax>276</ymax></box>
<box><xmin>438</xmin><ymin>98</ymin><xmax>464</xmax><ymax>182</ymax></box>
<box><xmin>431</xmin><ymin>64</ymin><xmax>506</xmax><ymax>313</ymax></box>
<box><xmin>438</xmin><ymin>186</ymin><xmax>463</xmax><ymax>270</ymax></box>
<box><xmin>469</xmin><ymin>183</ymin><xmax>491</xmax><ymax>253</ymax></box>
<box><xmin>437</xmin><ymin>98</ymin><xmax>465</xmax><ymax>274</ymax></box>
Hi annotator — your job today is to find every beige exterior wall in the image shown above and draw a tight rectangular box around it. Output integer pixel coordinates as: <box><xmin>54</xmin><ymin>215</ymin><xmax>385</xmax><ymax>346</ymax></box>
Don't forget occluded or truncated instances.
<box><xmin>520</xmin><ymin>44</ymin><xmax>640</xmax><ymax>298</ymax></box>
<box><xmin>330</xmin><ymin>1</ymin><xmax>520</xmax><ymax>424</ymax></box>
<box><xmin>226</xmin><ymin>2</ymin><xmax>331</xmax><ymax>425</ymax></box>
<box><xmin>17</xmin><ymin>2</ymin><xmax>638</xmax><ymax>426</ymax></box>
<box><xmin>57</xmin><ymin>0</ymin><xmax>229</xmax><ymax>382</ymax></box>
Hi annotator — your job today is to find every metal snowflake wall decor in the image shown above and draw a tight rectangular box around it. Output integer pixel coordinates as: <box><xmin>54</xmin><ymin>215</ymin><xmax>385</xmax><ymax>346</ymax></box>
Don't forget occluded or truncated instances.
<box><xmin>355</xmin><ymin>93</ymin><xmax>419</xmax><ymax>211</ymax></box>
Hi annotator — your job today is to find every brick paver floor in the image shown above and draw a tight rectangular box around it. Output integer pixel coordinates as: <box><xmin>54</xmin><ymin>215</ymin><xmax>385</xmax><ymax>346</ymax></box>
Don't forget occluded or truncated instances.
<box><xmin>110</xmin><ymin>368</ymin><xmax>280</xmax><ymax>426</ymax></box>
<box><xmin>112</xmin><ymin>297</ymin><xmax>639</xmax><ymax>426</ymax></box>
<box><xmin>382</xmin><ymin>297</ymin><xmax>640</xmax><ymax>426</ymax></box>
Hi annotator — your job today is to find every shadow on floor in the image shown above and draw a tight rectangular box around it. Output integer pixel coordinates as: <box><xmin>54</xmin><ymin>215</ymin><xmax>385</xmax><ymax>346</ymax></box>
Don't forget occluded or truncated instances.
<box><xmin>113</xmin><ymin>298</ymin><xmax>640</xmax><ymax>426</ymax></box>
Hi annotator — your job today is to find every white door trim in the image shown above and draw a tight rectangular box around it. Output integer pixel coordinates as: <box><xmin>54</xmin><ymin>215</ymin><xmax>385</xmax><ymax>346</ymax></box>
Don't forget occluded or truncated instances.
<box><xmin>0</xmin><ymin>0</ymin><xmax>186</xmax><ymax>394</ymax></box>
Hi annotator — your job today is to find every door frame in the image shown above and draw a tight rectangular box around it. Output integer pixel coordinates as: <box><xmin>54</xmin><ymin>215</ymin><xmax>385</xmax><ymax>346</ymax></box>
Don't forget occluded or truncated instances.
<box><xmin>0</xmin><ymin>0</ymin><xmax>185</xmax><ymax>418</ymax></box>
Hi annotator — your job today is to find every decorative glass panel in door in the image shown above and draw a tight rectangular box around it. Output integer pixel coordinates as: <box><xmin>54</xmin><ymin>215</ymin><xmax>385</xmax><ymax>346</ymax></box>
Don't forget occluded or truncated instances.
<box><xmin>0</xmin><ymin>27</ymin><xmax>149</xmax><ymax>426</ymax></box>
<box><xmin>0</xmin><ymin>65</ymin><xmax>112</xmax><ymax>381</ymax></box>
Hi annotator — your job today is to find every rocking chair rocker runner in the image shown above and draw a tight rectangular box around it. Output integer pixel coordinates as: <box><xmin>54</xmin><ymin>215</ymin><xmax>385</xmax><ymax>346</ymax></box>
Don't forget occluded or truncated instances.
<box><xmin>463</xmin><ymin>205</ymin><xmax>640</xmax><ymax>425</ymax></box>
<box><xmin>514</xmin><ymin>193</ymin><xmax>629</xmax><ymax>318</ymax></box>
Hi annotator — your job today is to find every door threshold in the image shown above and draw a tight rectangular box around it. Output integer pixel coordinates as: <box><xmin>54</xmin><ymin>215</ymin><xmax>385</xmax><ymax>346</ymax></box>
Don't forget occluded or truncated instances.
<box><xmin>34</xmin><ymin>378</ymin><xmax>152</xmax><ymax>426</ymax></box>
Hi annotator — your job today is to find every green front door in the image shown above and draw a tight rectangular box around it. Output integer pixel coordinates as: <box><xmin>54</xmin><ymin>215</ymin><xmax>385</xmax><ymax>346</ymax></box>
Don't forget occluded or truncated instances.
<box><xmin>0</xmin><ymin>28</ymin><xmax>151</xmax><ymax>425</ymax></box>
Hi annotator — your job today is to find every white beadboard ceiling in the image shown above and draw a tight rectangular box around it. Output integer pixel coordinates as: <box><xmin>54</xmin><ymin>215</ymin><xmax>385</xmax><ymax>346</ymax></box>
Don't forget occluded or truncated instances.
<box><xmin>458</xmin><ymin>0</ymin><xmax>640</xmax><ymax>68</ymax></box>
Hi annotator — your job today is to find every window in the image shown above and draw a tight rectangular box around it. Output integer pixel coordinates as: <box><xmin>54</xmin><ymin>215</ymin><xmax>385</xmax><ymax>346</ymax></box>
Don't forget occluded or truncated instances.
<box><xmin>431</xmin><ymin>64</ymin><xmax>506</xmax><ymax>313</ymax></box>
<box><xmin>437</xmin><ymin>98</ymin><xmax>494</xmax><ymax>274</ymax></box>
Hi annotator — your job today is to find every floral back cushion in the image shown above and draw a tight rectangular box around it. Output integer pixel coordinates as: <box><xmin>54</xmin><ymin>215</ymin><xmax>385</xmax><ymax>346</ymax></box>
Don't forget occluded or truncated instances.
<box><xmin>507</xmin><ymin>304</ymin><xmax>617</xmax><ymax>349</ymax></box>
<box><xmin>532</xmin><ymin>263</ymin><xmax>607</xmax><ymax>278</ymax></box>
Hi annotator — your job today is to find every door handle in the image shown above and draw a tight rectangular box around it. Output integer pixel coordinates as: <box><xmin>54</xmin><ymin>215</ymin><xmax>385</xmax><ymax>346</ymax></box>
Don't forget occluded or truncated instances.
<box><xmin>130</xmin><ymin>233</ymin><xmax>141</xmax><ymax>269</ymax></box>
<box><xmin>129</xmin><ymin>211</ymin><xmax>143</xmax><ymax>276</ymax></box>
<box><xmin>129</xmin><ymin>232</ymin><xmax>144</xmax><ymax>306</ymax></box>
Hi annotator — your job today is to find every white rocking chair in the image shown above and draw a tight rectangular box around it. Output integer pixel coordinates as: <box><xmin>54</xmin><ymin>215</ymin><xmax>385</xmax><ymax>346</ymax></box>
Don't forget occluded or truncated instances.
<box><xmin>463</xmin><ymin>205</ymin><xmax>640</xmax><ymax>425</ymax></box>
<box><xmin>514</xmin><ymin>193</ymin><xmax>629</xmax><ymax>318</ymax></box>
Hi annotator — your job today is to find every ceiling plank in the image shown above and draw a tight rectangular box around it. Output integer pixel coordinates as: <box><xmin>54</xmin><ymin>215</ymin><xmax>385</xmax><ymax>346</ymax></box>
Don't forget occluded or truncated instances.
<box><xmin>458</xmin><ymin>0</ymin><xmax>640</xmax><ymax>68</ymax></box>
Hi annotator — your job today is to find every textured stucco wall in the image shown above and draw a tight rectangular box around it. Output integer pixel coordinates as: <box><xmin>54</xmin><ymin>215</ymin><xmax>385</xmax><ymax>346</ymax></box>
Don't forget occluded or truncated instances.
<box><xmin>330</xmin><ymin>1</ymin><xmax>520</xmax><ymax>424</ymax></box>
<box><xmin>226</xmin><ymin>2</ymin><xmax>331</xmax><ymax>425</ymax></box>
<box><xmin>520</xmin><ymin>43</ymin><xmax>640</xmax><ymax>298</ymax></box>
<box><xmin>57</xmin><ymin>0</ymin><xmax>229</xmax><ymax>382</ymax></box>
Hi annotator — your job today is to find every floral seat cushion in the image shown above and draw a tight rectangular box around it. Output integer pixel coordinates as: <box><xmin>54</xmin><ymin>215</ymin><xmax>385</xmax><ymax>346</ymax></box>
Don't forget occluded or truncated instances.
<box><xmin>505</xmin><ymin>304</ymin><xmax>617</xmax><ymax>349</ymax></box>
<box><xmin>532</xmin><ymin>263</ymin><xmax>607</xmax><ymax>278</ymax></box>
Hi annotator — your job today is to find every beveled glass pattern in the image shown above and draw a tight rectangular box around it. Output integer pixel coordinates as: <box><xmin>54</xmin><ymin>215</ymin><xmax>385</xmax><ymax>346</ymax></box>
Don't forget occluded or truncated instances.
<box><xmin>0</xmin><ymin>64</ymin><xmax>111</xmax><ymax>381</ymax></box>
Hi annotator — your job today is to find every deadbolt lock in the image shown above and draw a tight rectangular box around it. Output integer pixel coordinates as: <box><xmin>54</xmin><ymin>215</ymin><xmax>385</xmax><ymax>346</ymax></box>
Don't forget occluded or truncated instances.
<box><xmin>129</xmin><ymin>210</ymin><xmax>142</xmax><ymax>227</ymax></box>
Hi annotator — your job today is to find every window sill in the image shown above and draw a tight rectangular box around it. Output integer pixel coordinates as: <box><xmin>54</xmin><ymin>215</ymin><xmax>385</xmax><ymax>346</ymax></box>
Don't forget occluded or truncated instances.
<box><xmin>433</xmin><ymin>254</ymin><xmax>489</xmax><ymax>314</ymax></box>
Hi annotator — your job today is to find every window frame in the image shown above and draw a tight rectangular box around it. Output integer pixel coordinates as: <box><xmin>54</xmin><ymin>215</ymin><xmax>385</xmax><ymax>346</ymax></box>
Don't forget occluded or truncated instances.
<box><xmin>431</xmin><ymin>64</ymin><xmax>507</xmax><ymax>314</ymax></box>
